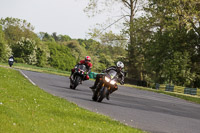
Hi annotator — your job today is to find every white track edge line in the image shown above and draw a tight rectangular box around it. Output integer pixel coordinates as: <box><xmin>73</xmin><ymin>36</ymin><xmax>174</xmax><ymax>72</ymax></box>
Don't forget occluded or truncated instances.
<box><xmin>19</xmin><ymin>70</ymin><xmax>36</xmax><ymax>86</ymax></box>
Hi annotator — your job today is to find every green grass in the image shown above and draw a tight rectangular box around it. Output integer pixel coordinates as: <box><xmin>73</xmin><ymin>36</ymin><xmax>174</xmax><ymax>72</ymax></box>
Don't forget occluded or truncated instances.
<box><xmin>0</xmin><ymin>67</ymin><xmax>144</xmax><ymax>133</ymax></box>
<box><xmin>125</xmin><ymin>84</ymin><xmax>200</xmax><ymax>104</ymax></box>
<box><xmin>0</xmin><ymin>62</ymin><xmax>71</xmax><ymax>76</ymax></box>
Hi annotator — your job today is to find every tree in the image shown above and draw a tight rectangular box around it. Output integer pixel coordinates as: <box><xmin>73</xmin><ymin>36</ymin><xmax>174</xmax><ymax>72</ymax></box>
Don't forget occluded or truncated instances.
<box><xmin>0</xmin><ymin>17</ymin><xmax>37</xmax><ymax>44</ymax></box>
<box><xmin>52</xmin><ymin>32</ymin><xmax>59</xmax><ymax>41</ymax></box>
<box><xmin>143</xmin><ymin>0</ymin><xmax>199</xmax><ymax>87</ymax></box>
<box><xmin>65</xmin><ymin>40</ymin><xmax>88</xmax><ymax>63</ymax></box>
<box><xmin>88</xmin><ymin>29</ymin><xmax>127</xmax><ymax>55</ymax></box>
<box><xmin>47</xmin><ymin>42</ymin><xmax>76</xmax><ymax>71</ymax></box>
<box><xmin>13</xmin><ymin>37</ymin><xmax>37</xmax><ymax>64</ymax></box>
<box><xmin>35</xmin><ymin>42</ymin><xmax>50</xmax><ymax>67</ymax></box>
<box><xmin>58</xmin><ymin>34</ymin><xmax>71</xmax><ymax>42</ymax></box>
<box><xmin>126</xmin><ymin>17</ymin><xmax>151</xmax><ymax>80</ymax></box>
<box><xmin>85</xmin><ymin>0</ymin><xmax>145</xmax><ymax>78</ymax></box>
<box><xmin>40</xmin><ymin>32</ymin><xmax>55</xmax><ymax>42</ymax></box>
<box><xmin>171</xmin><ymin>0</ymin><xmax>200</xmax><ymax>37</ymax></box>
<box><xmin>0</xmin><ymin>25</ymin><xmax>11</xmax><ymax>62</ymax></box>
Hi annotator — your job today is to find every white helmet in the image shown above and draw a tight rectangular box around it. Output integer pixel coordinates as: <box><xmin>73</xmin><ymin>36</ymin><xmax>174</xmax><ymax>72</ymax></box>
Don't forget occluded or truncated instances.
<box><xmin>116</xmin><ymin>61</ymin><xmax>124</xmax><ymax>69</ymax></box>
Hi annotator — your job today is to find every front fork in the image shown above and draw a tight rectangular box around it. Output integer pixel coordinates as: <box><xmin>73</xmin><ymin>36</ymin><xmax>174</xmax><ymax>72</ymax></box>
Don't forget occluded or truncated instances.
<box><xmin>100</xmin><ymin>83</ymin><xmax>111</xmax><ymax>93</ymax></box>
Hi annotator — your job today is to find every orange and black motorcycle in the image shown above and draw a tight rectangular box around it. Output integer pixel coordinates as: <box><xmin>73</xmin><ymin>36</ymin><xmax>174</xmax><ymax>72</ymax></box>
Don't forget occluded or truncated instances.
<box><xmin>92</xmin><ymin>70</ymin><xmax>118</xmax><ymax>102</ymax></box>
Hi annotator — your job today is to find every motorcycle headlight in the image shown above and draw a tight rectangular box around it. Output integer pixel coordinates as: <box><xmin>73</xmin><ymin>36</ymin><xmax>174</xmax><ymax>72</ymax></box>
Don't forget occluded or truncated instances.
<box><xmin>105</xmin><ymin>76</ymin><xmax>110</xmax><ymax>82</ymax></box>
<box><xmin>110</xmin><ymin>80</ymin><xmax>116</xmax><ymax>85</ymax></box>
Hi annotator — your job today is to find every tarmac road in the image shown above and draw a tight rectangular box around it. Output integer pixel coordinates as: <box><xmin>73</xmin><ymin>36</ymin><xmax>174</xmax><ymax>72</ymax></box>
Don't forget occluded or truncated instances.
<box><xmin>21</xmin><ymin>70</ymin><xmax>200</xmax><ymax>133</ymax></box>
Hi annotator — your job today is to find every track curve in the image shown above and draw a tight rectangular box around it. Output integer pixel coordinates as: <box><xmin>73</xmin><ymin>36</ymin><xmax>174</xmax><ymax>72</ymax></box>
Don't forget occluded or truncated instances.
<box><xmin>21</xmin><ymin>70</ymin><xmax>200</xmax><ymax>133</ymax></box>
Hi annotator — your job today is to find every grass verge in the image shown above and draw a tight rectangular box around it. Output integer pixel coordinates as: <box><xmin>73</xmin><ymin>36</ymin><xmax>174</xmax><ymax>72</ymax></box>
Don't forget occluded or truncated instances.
<box><xmin>125</xmin><ymin>84</ymin><xmax>200</xmax><ymax>104</ymax></box>
<box><xmin>0</xmin><ymin>62</ymin><xmax>71</xmax><ymax>77</ymax></box>
<box><xmin>0</xmin><ymin>67</ymin><xmax>144</xmax><ymax>133</ymax></box>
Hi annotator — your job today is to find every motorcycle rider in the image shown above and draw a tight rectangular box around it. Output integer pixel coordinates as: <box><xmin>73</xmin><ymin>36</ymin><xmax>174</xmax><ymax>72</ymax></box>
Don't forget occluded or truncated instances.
<box><xmin>90</xmin><ymin>61</ymin><xmax>125</xmax><ymax>100</ymax></box>
<box><xmin>8</xmin><ymin>55</ymin><xmax>14</xmax><ymax>67</ymax></box>
<box><xmin>70</xmin><ymin>56</ymin><xmax>92</xmax><ymax>82</ymax></box>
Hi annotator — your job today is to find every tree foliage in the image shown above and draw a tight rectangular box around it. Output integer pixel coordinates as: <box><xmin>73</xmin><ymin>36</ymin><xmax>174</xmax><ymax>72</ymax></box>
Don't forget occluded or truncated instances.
<box><xmin>84</xmin><ymin>0</ymin><xmax>200</xmax><ymax>88</ymax></box>
<box><xmin>47</xmin><ymin>42</ymin><xmax>76</xmax><ymax>71</ymax></box>
<box><xmin>0</xmin><ymin>25</ymin><xmax>11</xmax><ymax>62</ymax></box>
<box><xmin>0</xmin><ymin>17</ymin><xmax>37</xmax><ymax>44</ymax></box>
<box><xmin>1</xmin><ymin>9</ymin><xmax>200</xmax><ymax>88</ymax></box>
<box><xmin>143</xmin><ymin>0</ymin><xmax>200</xmax><ymax>87</ymax></box>
<box><xmin>13</xmin><ymin>37</ymin><xmax>37</xmax><ymax>64</ymax></box>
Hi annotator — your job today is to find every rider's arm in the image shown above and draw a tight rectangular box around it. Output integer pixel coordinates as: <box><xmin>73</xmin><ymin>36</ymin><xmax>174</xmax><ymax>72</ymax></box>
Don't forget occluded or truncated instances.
<box><xmin>87</xmin><ymin>67</ymin><xmax>91</xmax><ymax>74</ymax></box>
<box><xmin>78</xmin><ymin>60</ymin><xmax>84</xmax><ymax>65</ymax></box>
<box><xmin>118</xmin><ymin>71</ymin><xmax>125</xmax><ymax>85</ymax></box>
<box><xmin>104</xmin><ymin>66</ymin><xmax>116</xmax><ymax>73</ymax></box>
<box><xmin>86</xmin><ymin>62</ymin><xmax>92</xmax><ymax>74</ymax></box>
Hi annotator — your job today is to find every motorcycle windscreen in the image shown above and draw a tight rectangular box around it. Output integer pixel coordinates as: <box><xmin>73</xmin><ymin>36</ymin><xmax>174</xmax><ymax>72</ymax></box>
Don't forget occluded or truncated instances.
<box><xmin>77</xmin><ymin>64</ymin><xmax>87</xmax><ymax>71</ymax></box>
<box><xmin>107</xmin><ymin>70</ymin><xmax>117</xmax><ymax>79</ymax></box>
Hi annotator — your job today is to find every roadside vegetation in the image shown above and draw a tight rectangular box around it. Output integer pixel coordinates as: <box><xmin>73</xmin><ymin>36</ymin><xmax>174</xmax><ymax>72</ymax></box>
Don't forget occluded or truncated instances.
<box><xmin>0</xmin><ymin>67</ymin><xmax>144</xmax><ymax>133</ymax></box>
<box><xmin>125</xmin><ymin>84</ymin><xmax>200</xmax><ymax>104</ymax></box>
<box><xmin>1</xmin><ymin>8</ymin><xmax>200</xmax><ymax>90</ymax></box>
<box><xmin>0</xmin><ymin>62</ymin><xmax>71</xmax><ymax>77</ymax></box>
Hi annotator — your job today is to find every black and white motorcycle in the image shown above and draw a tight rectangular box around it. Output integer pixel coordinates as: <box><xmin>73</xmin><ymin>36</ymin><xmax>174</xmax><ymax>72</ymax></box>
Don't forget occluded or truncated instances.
<box><xmin>8</xmin><ymin>57</ymin><xmax>14</xmax><ymax>67</ymax></box>
<box><xmin>70</xmin><ymin>64</ymin><xmax>87</xmax><ymax>89</ymax></box>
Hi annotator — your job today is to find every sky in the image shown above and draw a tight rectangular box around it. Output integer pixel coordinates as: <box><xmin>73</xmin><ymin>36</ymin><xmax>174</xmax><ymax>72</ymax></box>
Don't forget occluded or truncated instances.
<box><xmin>0</xmin><ymin>0</ymin><xmax>115</xmax><ymax>39</ymax></box>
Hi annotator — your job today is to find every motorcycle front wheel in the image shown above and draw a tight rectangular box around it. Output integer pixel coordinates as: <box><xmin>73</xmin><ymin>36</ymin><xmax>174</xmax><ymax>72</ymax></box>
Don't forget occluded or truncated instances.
<box><xmin>92</xmin><ymin>83</ymin><xmax>101</xmax><ymax>101</ymax></box>
<box><xmin>73</xmin><ymin>76</ymin><xmax>81</xmax><ymax>89</ymax></box>
<box><xmin>92</xmin><ymin>89</ymin><xmax>98</xmax><ymax>101</ymax></box>
<box><xmin>9</xmin><ymin>62</ymin><xmax>13</xmax><ymax>67</ymax></box>
<box><xmin>97</xmin><ymin>86</ymin><xmax>107</xmax><ymax>102</ymax></box>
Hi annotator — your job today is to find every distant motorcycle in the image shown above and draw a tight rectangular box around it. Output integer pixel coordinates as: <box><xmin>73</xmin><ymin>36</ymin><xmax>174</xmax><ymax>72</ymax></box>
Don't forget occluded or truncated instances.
<box><xmin>92</xmin><ymin>70</ymin><xmax>118</xmax><ymax>102</ymax></box>
<box><xmin>8</xmin><ymin>58</ymin><xmax>14</xmax><ymax>67</ymax></box>
<box><xmin>70</xmin><ymin>64</ymin><xmax>87</xmax><ymax>89</ymax></box>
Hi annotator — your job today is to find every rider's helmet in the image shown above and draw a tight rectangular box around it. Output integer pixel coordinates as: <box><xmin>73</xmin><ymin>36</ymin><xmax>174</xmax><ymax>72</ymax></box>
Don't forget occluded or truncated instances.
<box><xmin>116</xmin><ymin>61</ymin><xmax>124</xmax><ymax>71</ymax></box>
<box><xmin>85</xmin><ymin>56</ymin><xmax>91</xmax><ymax>63</ymax></box>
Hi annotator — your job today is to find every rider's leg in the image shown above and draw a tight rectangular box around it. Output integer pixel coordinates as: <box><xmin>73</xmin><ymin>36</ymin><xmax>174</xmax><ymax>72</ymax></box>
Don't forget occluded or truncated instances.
<box><xmin>90</xmin><ymin>74</ymin><xmax>101</xmax><ymax>89</ymax></box>
<box><xmin>81</xmin><ymin>75</ymin><xmax>89</xmax><ymax>84</ymax></box>
<box><xmin>70</xmin><ymin>68</ymin><xmax>75</xmax><ymax>79</ymax></box>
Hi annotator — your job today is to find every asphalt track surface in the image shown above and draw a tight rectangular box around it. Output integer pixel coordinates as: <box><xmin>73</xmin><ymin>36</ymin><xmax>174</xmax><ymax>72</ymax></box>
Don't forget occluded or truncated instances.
<box><xmin>21</xmin><ymin>70</ymin><xmax>200</xmax><ymax>133</ymax></box>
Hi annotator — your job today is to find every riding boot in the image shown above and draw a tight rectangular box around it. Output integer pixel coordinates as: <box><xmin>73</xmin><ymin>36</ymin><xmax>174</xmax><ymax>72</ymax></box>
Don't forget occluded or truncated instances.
<box><xmin>70</xmin><ymin>69</ymin><xmax>75</xmax><ymax>79</ymax></box>
<box><xmin>69</xmin><ymin>72</ymin><xmax>73</xmax><ymax>79</ymax></box>
<box><xmin>105</xmin><ymin>90</ymin><xmax>110</xmax><ymax>100</ymax></box>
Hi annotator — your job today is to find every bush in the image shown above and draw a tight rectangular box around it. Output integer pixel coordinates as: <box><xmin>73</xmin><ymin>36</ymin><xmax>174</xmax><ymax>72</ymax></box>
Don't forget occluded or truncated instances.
<box><xmin>48</xmin><ymin>42</ymin><xmax>76</xmax><ymax>71</ymax></box>
<box><xmin>36</xmin><ymin>47</ymin><xmax>46</xmax><ymax>67</ymax></box>
<box><xmin>14</xmin><ymin>57</ymin><xmax>25</xmax><ymax>63</ymax></box>
<box><xmin>13</xmin><ymin>37</ymin><xmax>37</xmax><ymax>64</ymax></box>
